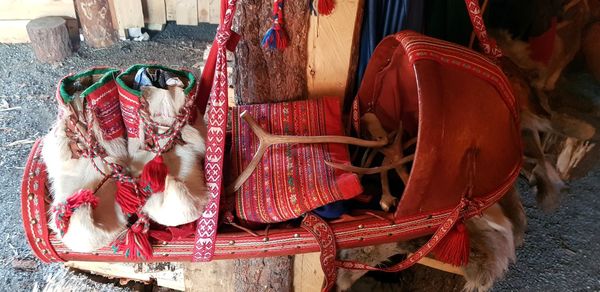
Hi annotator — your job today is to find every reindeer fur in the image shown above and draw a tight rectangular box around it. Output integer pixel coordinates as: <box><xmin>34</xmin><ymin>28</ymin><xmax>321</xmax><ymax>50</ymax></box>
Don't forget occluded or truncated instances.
<box><xmin>43</xmin><ymin>98</ymin><xmax>127</xmax><ymax>252</ymax></box>
<box><xmin>336</xmin><ymin>196</ymin><xmax>524</xmax><ymax>291</ymax></box>
<box><xmin>129</xmin><ymin>85</ymin><xmax>208</xmax><ymax>226</ymax></box>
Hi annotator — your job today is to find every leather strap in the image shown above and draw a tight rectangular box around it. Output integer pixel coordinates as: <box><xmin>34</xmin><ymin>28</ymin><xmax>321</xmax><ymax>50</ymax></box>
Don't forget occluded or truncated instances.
<box><xmin>192</xmin><ymin>0</ymin><xmax>239</xmax><ymax>262</ymax></box>
<box><xmin>302</xmin><ymin>200</ymin><xmax>467</xmax><ymax>292</ymax></box>
<box><xmin>464</xmin><ymin>0</ymin><xmax>502</xmax><ymax>59</ymax></box>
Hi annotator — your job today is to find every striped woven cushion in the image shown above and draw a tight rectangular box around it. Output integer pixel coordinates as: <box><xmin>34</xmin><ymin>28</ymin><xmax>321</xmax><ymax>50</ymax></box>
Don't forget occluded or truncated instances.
<box><xmin>232</xmin><ymin>97</ymin><xmax>363</xmax><ymax>224</ymax></box>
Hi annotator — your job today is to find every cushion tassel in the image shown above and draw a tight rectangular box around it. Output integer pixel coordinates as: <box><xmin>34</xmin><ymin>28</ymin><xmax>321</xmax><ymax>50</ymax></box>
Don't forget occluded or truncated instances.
<box><xmin>432</xmin><ymin>221</ymin><xmax>470</xmax><ymax>267</ymax></box>
<box><xmin>52</xmin><ymin>189</ymin><xmax>99</xmax><ymax>237</ymax></box>
<box><xmin>112</xmin><ymin>215</ymin><xmax>153</xmax><ymax>260</ymax></box>
<box><xmin>116</xmin><ymin>181</ymin><xmax>146</xmax><ymax>214</ymax></box>
<box><xmin>140</xmin><ymin>155</ymin><xmax>169</xmax><ymax>193</ymax></box>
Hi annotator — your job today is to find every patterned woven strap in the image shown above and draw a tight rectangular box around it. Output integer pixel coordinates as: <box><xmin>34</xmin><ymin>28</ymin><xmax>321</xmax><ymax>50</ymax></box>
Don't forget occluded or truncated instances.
<box><xmin>302</xmin><ymin>200</ymin><xmax>467</xmax><ymax>291</ymax></box>
<box><xmin>464</xmin><ymin>0</ymin><xmax>502</xmax><ymax>59</ymax></box>
<box><xmin>192</xmin><ymin>0</ymin><xmax>239</xmax><ymax>262</ymax></box>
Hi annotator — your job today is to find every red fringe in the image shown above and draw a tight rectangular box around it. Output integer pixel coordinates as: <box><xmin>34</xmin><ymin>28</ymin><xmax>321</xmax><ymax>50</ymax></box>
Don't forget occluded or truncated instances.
<box><xmin>140</xmin><ymin>155</ymin><xmax>169</xmax><ymax>193</ymax></box>
<box><xmin>318</xmin><ymin>0</ymin><xmax>335</xmax><ymax>15</ymax></box>
<box><xmin>432</xmin><ymin>221</ymin><xmax>470</xmax><ymax>266</ymax></box>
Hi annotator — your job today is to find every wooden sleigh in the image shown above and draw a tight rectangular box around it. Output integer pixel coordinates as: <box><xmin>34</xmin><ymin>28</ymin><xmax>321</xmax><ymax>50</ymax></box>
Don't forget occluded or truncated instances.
<box><xmin>21</xmin><ymin>0</ymin><xmax>521</xmax><ymax>289</ymax></box>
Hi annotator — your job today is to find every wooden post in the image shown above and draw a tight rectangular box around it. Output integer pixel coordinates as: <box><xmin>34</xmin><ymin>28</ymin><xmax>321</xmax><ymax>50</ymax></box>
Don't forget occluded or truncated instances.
<box><xmin>26</xmin><ymin>16</ymin><xmax>72</xmax><ymax>62</ymax></box>
<box><xmin>231</xmin><ymin>1</ymin><xmax>310</xmax><ymax>291</ymax></box>
<box><xmin>74</xmin><ymin>0</ymin><xmax>119</xmax><ymax>48</ymax></box>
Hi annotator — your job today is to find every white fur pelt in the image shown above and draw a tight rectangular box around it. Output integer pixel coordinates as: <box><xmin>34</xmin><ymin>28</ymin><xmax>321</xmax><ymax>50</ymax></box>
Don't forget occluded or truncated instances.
<box><xmin>43</xmin><ymin>99</ymin><xmax>128</xmax><ymax>252</ymax></box>
<box><xmin>128</xmin><ymin>85</ymin><xmax>208</xmax><ymax>226</ymax></box>
<box><xmin>336</xmin><ymin>203</ymin><xmax>518</xmax><ymax>292</ymax></box>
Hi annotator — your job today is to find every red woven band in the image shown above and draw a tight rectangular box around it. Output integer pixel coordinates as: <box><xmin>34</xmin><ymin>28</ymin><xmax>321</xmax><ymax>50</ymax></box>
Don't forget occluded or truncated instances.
<box><xmin>192</xmin><ymin>0</ymin><xmax>239</xmax><ymax>262</ymax></box>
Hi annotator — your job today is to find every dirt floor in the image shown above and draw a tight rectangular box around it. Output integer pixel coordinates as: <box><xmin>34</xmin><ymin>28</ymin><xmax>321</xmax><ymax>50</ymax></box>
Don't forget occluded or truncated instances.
<box><xmin>0</xmin><ymin>24</ymin><xmax>598</xmax><ymax>291</ymax></box>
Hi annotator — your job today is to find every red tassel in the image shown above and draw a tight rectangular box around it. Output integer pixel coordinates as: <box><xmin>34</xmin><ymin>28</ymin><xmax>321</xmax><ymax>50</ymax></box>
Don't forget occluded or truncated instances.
<box><xmin>112</xmin><ymin>216</ymin><xmax>153</xmax><ymax>260</ymax></box>
<box><xmin>317</xmin><ymin>0</ymin><xmax>335</xmax><ymax>15</ymax></box>
<box><xmin>432</xmin><ymin>221</ymin><xmax>470</xmax><ymax>266</ymax></box>
<box><xmin>52</xmin><ymin>189</ymin><xmax>99</xmax><ymax>236</ymax></box>
<box><xmin>140</xmin><ymin>155</ymin><xmax>169</xmax><ymax>193</ymax></box>
<box><xmin>116</xmin><ymin>181</ymin><xmax>146</xmax><ymax>214</ymax></box>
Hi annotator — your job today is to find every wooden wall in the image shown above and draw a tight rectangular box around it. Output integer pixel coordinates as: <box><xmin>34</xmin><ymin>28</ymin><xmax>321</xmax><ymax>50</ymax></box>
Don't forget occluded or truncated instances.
<box><xmin>0</xmin><ymin>0</ymin><xmax>219</xmax><ymax>43</ymax></box>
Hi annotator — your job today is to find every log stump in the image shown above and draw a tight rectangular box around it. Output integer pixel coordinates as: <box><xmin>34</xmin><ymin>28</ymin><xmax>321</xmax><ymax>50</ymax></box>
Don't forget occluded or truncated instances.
<box><xmin>74</xmin><ymin>0</ymin><xmax>118</xmax><ymax>48</ymax></box>
<box><xmin>26</xmin><ymin>16</ymin><xmax>72</xmax><ymax>62</ymax></box>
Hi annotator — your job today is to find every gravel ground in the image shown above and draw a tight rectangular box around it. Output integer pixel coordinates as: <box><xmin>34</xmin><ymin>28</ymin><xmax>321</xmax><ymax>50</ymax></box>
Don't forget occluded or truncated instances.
<box><xmin>0</xmin><ymin>24</ymin><xmax>599</xmax><ymax>291</ymax></box>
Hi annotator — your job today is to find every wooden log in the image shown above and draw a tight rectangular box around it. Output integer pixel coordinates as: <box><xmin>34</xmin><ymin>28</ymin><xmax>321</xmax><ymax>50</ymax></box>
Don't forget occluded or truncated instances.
<box><xmin>75</xmin><ymin>0</ymin><xmax>118</xmax><ymax>48</ymax></box>
<box><xmin>233</xmin><ymin>0</ymin><xmax>310</xmax><ymax>105</ymax></box>
<box><xmin>26</xmin><ymin>16</ymin><xmax>72</xmax><ymax>62</ymax></box>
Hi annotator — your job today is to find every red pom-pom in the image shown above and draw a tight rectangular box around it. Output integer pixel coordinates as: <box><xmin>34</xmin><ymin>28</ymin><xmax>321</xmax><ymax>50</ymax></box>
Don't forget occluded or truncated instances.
<box><xmin>112</xmin><ymin>216</ymin><xmax>153</xmax><ymax>259</ymax></box>
<box><xmin>140</xmin><ymin>155</ymin><xmax>169</xmax><ymax>193</ymax></box>
<box><xmin>318</xmin><ymin>0</ymin><xmax>335</xmax><ymax>15</ymax></box>
<box><xmin>116</xmin><ymin>181</ymin><xmax>146</xmax><ymax>214</ymax></box>
<box><xmin>432</xmin><ymin>222</ymin><xmax>470</xmax><ymax>266</ymax></box>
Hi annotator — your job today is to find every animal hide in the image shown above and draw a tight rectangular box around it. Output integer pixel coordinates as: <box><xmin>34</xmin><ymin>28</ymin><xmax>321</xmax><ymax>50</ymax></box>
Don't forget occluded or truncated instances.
<box><xmin>128</xmin><ymin>84</ymin><xmax>208</xmax><ymax>226</ymax></box>
<box><xmin>336</xmin><ymin>199</ymin><xmax>522</xmax><ymax>292</ymax></box>
<box><xmin>43</xmin><ymin>79</ymin><xmax>127</xmax><ymax>252</ymax></box>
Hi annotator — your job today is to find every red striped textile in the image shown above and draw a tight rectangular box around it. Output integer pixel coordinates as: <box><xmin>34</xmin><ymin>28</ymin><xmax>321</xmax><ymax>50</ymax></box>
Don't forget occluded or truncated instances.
<box><xmin>232</xmin><ymin>97</ymin><xmax>363</xmax><ymax>224</ymax></box>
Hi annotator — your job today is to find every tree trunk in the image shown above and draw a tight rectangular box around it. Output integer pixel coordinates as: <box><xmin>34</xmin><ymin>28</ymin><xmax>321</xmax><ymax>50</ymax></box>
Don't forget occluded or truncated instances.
<box><xmin>26</xmin><ymin>16</ymin><xmax>72</xmax><ymax>63</ymax></box>
<box><xmin>231</xmin><ymin>1</ymin><xmax>309</xmax><ymax>291</ymax></box>
<box><xmin>233</xmin><ymin>0</ymin><xmax>310</xmax><ymax>104</ymax></box>
<box><xmin>75</xmin><ymin>0</ymin><xmax>119</xmax><ymax>48</ymax></box>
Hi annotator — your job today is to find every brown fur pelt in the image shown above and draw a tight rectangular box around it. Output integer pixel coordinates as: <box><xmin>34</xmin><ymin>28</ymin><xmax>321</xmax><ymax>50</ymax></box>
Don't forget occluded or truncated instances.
<box><xmin>336</xmin><ymin>191</ymin><xmax>526</xmax><ymax>292</ymax></box>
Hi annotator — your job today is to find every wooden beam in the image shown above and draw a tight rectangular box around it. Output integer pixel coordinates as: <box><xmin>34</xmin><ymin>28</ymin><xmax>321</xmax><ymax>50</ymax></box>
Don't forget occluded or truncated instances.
<box><xmin>197</xmin><ymin>0</ymin><xmax>210</xmax><ymax>23</ymax></box>
<box><xmin>293</xmin><ymin>253</ymin><xmax>325</xmax><ymax>292</ymax></box>
<box><xmin>64</xmin><ymin>261</ymin><xmax>185</xmax><ymax>291</ymax></box>
<box><xmin>176</xmin><ymin>0</ymin><xmax>198</xmax><ymax>25</ymax></box>
<box><xmin>165</xmin><ymin>0</ymin><xmax>177</xmax><ymax>21</ymax></box>
<box><xmin>208</xmin><ymin>0</ymin><xmax>220</xmax><ymax>24</ymax></box>
<box><xmin>142</xmin><ymin>0</ymin><xmax>167</xmax><ymax>25</ymax></box>
<box><xmin>109</xmin><ymin>0</ymin><xmax>144</xmax><ymax>30</ymax></box>
<box><xmin>306</xmin><ymin>0</ymin><xmax>364</xmax><ymax>101</ymax></box>
<box><xmin>0</xmin><ymin>0</ymin><xmax>76</xmax><ymax>20</ymax></box>
<box><xmin>0</xmin><ymin>20</ymin><xmax>30</xmax><ymax>43</ymax></box>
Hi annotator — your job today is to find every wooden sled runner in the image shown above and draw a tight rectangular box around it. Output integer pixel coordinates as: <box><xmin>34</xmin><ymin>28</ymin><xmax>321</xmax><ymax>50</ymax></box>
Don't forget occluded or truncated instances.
<box><xmin>21</xmin><ymin>0</ymin><xmax>521</xmax><ymax>290</ymax></box>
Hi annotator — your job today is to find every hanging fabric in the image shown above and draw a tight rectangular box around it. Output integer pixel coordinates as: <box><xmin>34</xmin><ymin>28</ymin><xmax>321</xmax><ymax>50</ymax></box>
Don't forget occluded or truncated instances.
<box><xmin>353</xmin><ymin>0</ymin><xmax>424</xmax><ymax>105</ymax></box>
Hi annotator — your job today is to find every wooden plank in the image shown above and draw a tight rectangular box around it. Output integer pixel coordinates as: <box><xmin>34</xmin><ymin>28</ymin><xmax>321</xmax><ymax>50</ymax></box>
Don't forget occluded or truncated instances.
<box><xmin>142</xmin><ymin>0</ymin><xmax>166</xmax><ymax>25</ymax></box>
<box><xmin>165</xmin><ymin>0</ymin><xmax>177</xmax><ymax>21</ymax></box>
<box><xmin>208</xmin><ymin>0</ymin><xmax>219</xmax><ymax>24</ymax></box>
<box><xmin>64</xmin><ymin>261</ymin><xmax>185</xmax><ymax>291</ymax></box>
<box><xmin>175</xmin><ymin>0</ymin><xmax>198</xmax><ymax>25</ymax></box>
<box><xmin>197</xmin><ymin>0</ymin><xmax>210</xmax><ymax>23</ymax></box>
<box><xmin>294</xmin><ymin>253</ymin><xmax>325</xmax><ymax>292</ymax></box>
<box><xmin>306</xmin><ymin>0</ymin><xmax>364</xmax><ymax>101</ymax></box>
<box><xmin>0</xmin><ymin>0</ymin><xmax>76</xmax><ymax>20</ymax></box>
<box><xmin>184</xmin><ymin>260</ymin><xmax>236</xmax><ymax>291</ymax></box>
<box><xmin>109</xmin><ymin>0</ymin><xmax>144</xmax><ymax>30</ymax></box>
<box><xmin>0</xmin><ymin>20</ymin><xmax>30</xmax><ymax>43</ymax></box>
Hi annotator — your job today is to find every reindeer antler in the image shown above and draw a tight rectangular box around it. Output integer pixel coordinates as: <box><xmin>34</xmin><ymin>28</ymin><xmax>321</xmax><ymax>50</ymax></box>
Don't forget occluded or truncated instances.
<box><xmin>227</xmin><ymin>111</ymin><xmax>389</xmax><ymax>193</ymax></box>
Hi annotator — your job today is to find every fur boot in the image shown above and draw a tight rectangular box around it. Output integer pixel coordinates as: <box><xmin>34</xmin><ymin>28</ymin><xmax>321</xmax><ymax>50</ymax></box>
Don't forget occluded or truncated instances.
<box><xmin>116</xmin><ymin>65</ymin><xmax>208</xmax><ymax>226</ymax></box>
<box><xmin>42</xmin><ymin>68</ymin><xmax>128</xmax><ymax>252</ymax></box>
